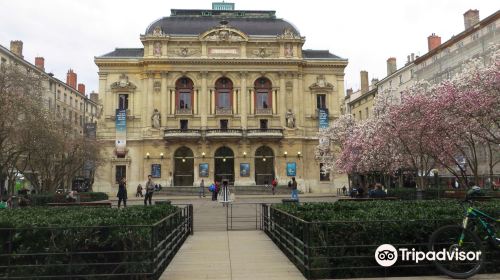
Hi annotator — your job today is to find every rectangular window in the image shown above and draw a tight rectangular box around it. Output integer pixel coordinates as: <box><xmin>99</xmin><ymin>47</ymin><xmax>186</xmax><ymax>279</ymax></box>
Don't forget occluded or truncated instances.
<box><xmin>359</xmin><ymin>110</ymin><xmax>362</xmax><ymax>120</ymax></box>
<box><xmin>256</xmin><ymin>91</ymin><xmax>269</xmax><ymax>109</ymax></box>
<box><xmin>220</xmin><ymin>119</ymin><xmax>228</xmax><ymax>129</ymax></box>
<box><xmin>178</xmin><ymin>91</ymin><xmax>191</xmax><ymax>109</ymax></box>
<box><xmin>320</xmin><ymin>163</ymin><xmax>330</xmax><ymax>181</ymax></box>
<box><xmin>118</xmin><ymin>94</ymin><xmax>129</xmax><ymax>110</ymax></box>
<box><xmin>70</xmin><ymin>96</ymin><xmax>73</xmax><ymax>107</ymax></box>
<box><xmin>180</xmin><ymin>120</ymin><xmax>188</xmax><ymax>130</ymax></box>
<box><xmin>115</xmin><ymin>165</ymin><xmax>126</xmax><ymax>183</ymax></box>
<box><xmin>316</xmin><ymin>94</ymin><xmax>326</xmax><ymax>109</ymax></box>
<box><xmin>365</xmin><ymin>107</ymin><xmax>369</xmax><ymax>119</ymax></box>
<box><xmin>69</xmin><ymin>111</ymin><xmax>72</xmax><ymax>122</ymax></box>
<box><xmin>64</xmin><ymin>93</ymin><xmax>67</xmax><ymax>103</ymax></box>
<box><xmin>259</xmin><ymin>119</ymin><xmax>268</xmax><ymax>129</ymax></box>
<box><xmin>217</xmin><ymin>91</ymin><xmax>231</xmax><ymax>108</ymax></box>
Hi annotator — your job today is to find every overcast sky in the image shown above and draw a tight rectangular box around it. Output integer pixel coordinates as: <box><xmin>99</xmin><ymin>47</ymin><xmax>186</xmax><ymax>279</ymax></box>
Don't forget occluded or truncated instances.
<box><xmin>0</xmin><ymin>0</ymin><xmax>498</xmax><ymax>94</ymax></box>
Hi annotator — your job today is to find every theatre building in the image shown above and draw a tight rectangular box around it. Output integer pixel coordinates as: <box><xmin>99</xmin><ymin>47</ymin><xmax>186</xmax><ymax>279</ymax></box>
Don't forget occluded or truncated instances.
<box><xmin>94</xmin><ymin>3</ymin><xmax>348</xmax><ymax>194</ymax></box>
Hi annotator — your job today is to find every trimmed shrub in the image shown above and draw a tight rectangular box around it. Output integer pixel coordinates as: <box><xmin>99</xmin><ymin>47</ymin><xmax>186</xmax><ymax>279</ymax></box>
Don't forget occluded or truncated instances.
<box><xmin>273</xmin><ymin>200</ymin><xmax>500</xmax><ymax>278</ymax></box>
<box><xmin>0</xmin><ymin>204</ymin><xmax>180</xmax><ymax>278</ymax></box>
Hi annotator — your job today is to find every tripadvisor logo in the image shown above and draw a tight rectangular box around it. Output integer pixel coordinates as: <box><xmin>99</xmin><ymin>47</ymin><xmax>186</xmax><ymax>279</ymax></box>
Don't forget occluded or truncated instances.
<box><xmin>374</xmin><ymin>244</ymin><xmax>482</xmax><ymax>267</ymax></box>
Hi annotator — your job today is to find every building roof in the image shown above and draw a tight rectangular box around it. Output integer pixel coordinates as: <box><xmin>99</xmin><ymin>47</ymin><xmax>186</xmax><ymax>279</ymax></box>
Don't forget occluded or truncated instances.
<box><xmin>100</xmin><ymin>48</ymin><xmax>144</xmax><ymax>58</ymax></box>
<box><xmin>302</xmin><ymin>50</ymin><xmax>343</xmax><ymax>60</ymax></box>
<box><xmin>414</xmin><ymin>10</ymin><xmax>500</xmax><ymax>64</ymax></box>
<box><xmin>145</xmin><ymin>9</ymin><xmax>300</xmax><ymax>36</ymax></box>
<box><xmin>98</xmin><ymin>47</ymin><xmax>345</xmax><ymax>60</ymax></box>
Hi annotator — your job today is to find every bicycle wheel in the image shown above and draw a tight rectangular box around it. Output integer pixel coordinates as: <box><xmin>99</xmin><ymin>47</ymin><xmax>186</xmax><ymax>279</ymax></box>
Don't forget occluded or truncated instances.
<box><xmin>429</xmin><ymin>225</ymin><xmax>484</xmax><ymax>279</ymax></box>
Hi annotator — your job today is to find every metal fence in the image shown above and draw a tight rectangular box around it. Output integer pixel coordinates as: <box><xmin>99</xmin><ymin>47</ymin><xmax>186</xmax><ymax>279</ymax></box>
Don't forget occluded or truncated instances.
<box><xmin>226</xmin><ymin>202</ymin><xmax>263</xmax><ymax>231</ymax></box>
<box><xmin>262</xmin><ymin>204</ymin><xmax>499</xmax><ymax>279</ymax></box>
<box><xmin>0</xmin><ymin>204</ymin><xmax>193</xmax><ymax>279</ymax></box>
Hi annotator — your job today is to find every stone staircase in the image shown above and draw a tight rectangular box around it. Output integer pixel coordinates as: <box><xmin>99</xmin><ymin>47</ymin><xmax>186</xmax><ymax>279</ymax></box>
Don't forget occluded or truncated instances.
<box><xmin>157</xmin><ymin>185</ymin><xmax>291</xmax><ymax>196</ymax></box>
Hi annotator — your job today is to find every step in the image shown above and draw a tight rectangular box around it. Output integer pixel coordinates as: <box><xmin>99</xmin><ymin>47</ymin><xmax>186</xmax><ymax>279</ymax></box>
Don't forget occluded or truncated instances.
<box><xmin>157</xmin><ymin>186</ymin><xmax>291</xmax><ymax>196</ymax></box>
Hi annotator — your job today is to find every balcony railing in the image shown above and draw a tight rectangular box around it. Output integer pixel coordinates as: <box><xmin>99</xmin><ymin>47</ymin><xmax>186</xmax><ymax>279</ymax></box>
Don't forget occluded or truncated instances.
<box><xmin>164</xmin><ymin>129</ymin><xmax>201</xmax><ymax>139</ymax></box>
<box><xmin>215</xmin><ymin>107</ymin><xmax>233</xmax><ymax>115</ymax></box>
<box><xmin>176</xmin><ymin>108</ymin><xmax>192</xmax><ymax>115</ymax></box>
<box><xmin>247</xmin><ymin>128</ymin><xmax>283</xmax><ymax>138</ymax></box>
<box><xmin>206</xmin><ymin>129</ymin><xmax>243</xmax><ymax>138</ymax></box>
<box><xmin>255</xmin><ymin>108</ymin><xmax>272</xmax><ymax>115</ymax></box>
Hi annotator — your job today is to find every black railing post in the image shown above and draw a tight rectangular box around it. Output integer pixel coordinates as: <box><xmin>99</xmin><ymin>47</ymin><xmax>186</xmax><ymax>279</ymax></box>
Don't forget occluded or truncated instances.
<box><xmin>304</xmin><ymin>221</ymin><xmax>311</xmax><ymax>279</ymax></box>
<box><xmin>189</xmin><ymin>204</ymin><xmax>194</xmax><ymax>235</ymax></box>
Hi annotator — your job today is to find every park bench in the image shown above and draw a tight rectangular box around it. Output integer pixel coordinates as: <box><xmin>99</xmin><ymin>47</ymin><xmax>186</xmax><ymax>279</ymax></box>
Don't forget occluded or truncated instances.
<box><xmin>47</xmin><ymin>201</ymin><xmax>112</xmax><ymax>207</ymax></box>
<box><xmin>338</xmin><ymin>197</ymin><xmax>399</xmax><ymax>201</ymax></box>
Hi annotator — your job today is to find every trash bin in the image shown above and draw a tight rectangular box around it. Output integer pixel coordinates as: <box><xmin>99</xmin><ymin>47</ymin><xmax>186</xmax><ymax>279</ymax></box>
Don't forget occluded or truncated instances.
<box><xmin>154</xmin><ymin>200</ymin><xmax>171</xmax><ymax>205</ymax></box>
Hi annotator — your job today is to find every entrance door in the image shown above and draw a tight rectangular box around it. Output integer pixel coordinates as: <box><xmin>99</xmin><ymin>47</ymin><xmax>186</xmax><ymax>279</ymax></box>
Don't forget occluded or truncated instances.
<box><xmin>255</xmin><ymin>146</ymin><xmax>274</xmax><ymax>185</ymax></box>
<box><xmin>214</xmin><ymin>147</ymin><xmax>234</xmax><ymax>184</ymax></box>
<box><xmin>174</xmin><ymin>147</ymin><xmax>194</xmax><ymax>186</ymax></box>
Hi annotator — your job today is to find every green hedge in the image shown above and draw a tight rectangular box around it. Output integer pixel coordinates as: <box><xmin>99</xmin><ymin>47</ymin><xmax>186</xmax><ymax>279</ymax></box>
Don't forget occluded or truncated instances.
<box><xmin>273</xmin><ymin>200</ymin><xmax>500</xmax><ymax>278</ymax></box>
<box><xmin>28</xmin><ymin>192</ymin><xmax>109</xmax><ymax>206</ymax></box>
<box><xmin>0</xmin><ymin>204</ymin><xmax>180</xmax><ymax>278</ymax></box>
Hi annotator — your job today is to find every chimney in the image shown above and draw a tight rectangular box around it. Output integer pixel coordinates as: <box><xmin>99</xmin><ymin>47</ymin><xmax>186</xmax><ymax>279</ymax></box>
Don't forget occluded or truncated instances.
<box><xmin>90</xmin><ymin>91</ymin><xmax>99</xmax><ymax>103</ymax></box>
<box><xmin>35</xmin><ymin>57</ymin><xmax>45</xmax><ymax>71</ymax></box>
<box><xmin>427</xmin><ymin>33</ymin><xmax>441</xmax><ymax>52</ymax></box>
<box><xmin>464</xmin><ymin>9</ymin><xmax>479</xmax><ymax>30</ymax></box>
<box><xmin>77</xmin><ymin>83</ymin><xmax>86</xmax><ymax>94</ymax></box>
<box><xmin>10</xmin><ymin>40</ymin><xmax>23</xmax><ymax>58</ymax></box>
<box><xmin>411</xmin><ymin>53</ymin><xmax>415</xmax><ymax>62</ymax></box>
<box><xmin>66</xmin><ymin>69</ymin><xmax>77</xmax><ymax>89</ymax></box>
<box><xmin>371</xmin><ymin>78</ymin><xmax>379</xmax><ymax>86</ymax></box>
<box><xmin>387</xmin><ymin>57</ymin><xmax>397</xmax><ymax>75</ymax></box>
<box><xmin>360</xmin><ymin>71</ymin><xmax>369</xmax><ymax>93</ymax></box>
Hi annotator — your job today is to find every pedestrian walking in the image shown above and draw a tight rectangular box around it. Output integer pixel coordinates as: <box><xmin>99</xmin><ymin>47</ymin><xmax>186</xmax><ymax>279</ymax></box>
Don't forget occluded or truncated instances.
<box><xmin>199</xmin><ymin>179</ymin><xmax>205</xmax><ymax>198</ymax></box>
<box><xmin>117</xmin><ymin>177</ymin><xmax>127</xmax><ymax>208</ymax></box>
<box><xmin>136</xmin><ymin>184</ymin><xmax>143</xmax><ymax>197</ymax></box>
<box><xmin>144</xmin><ymin>175</ymin><xmax>154</xmax><ymax>205</ymax></box>
<box><xmin>290</xmin><ymin>177</ymin><xmax>298</xmax><ymax>201</ymax></box>
<box><xmin>271</xmin><ymin>178</ymin><xmax>278</xmax><ymax>195</ymax></box>
<box><xmin>220</xmin><ymin>180</ymin><xmax>230</xmax><ymax>206</ymax></box>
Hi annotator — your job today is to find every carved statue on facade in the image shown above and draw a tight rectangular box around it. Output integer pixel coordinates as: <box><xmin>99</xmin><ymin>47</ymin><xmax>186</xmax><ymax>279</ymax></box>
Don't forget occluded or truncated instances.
<box><xmin>285</xmin><ymin>43</ymin><xmax>293</xmax><ymax>57</ymax></box>
<box><xmin>152</xmin><ymin>26</ymin><xmax>163</xmax><ymax>36</ymax></box>
<box><xmin>286</xmin><ymin>109</ymin><xmax>296</xmax><ymax>128</ymax></box>
<box><xmin>154</xmin><ymin>42</ymin><xmax>161</xmax><ymax>56</ymax></box>
<box><xmin>151</xmin><ymin>109</ymin><xmax>161</xmax><ymax>129</ymax></box>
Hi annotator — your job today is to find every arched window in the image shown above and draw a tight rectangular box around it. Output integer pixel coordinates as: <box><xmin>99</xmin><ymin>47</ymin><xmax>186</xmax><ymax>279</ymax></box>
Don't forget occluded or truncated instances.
<box><xmin>254</xmin><ymin>77</ymin><xmax>272</xmax><ymax>114</ymax></box>
<box><xmin>175</xmin><ymin>77</ymin><xmax>194</xmax><ymax>114</ymax></box>
<box><xmin>215</xmin><ymin>77</ymin><xmax>233</xmax><ymax>114</ymax></box>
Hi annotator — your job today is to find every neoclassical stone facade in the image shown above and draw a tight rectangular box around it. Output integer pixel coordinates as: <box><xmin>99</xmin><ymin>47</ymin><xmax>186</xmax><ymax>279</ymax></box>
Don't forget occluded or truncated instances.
<box><xmin>94</xmin><ymin>7</ymin><xmax>348</xmax><ymax>194</ymax></box>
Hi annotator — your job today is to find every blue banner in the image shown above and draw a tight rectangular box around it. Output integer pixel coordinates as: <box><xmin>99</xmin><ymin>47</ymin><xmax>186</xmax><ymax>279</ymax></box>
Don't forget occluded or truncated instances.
<box><xmin>318</xmin><ymin>108</ymin><xmax>329</xmax><ymax>129</ymax></box>
<box><xmin>116</xmin><ymin>109</ymin><xmax>127</xmax><ymax>133</ymax></box>
<box><xmin>286</xmin><ymin>162</ymin><xmax>296</xmax><ymax>177</ymax></box>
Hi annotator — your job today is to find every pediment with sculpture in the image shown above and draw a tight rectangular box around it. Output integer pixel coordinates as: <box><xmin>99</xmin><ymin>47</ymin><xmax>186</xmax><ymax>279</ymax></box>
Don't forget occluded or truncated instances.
<box><xmin>200</xmin><ymin>22</ymin><xmax>248</xmax><ymax>42</ymax></box>
<box><xmin>110</xmin><ymin>74</ymin><xmax>137</xmax><ymax>91</ymax></box>
<box><xmin>309</xmin><ymin>75</ymin><xmax>335</xmax><ymax>92</ymax></box>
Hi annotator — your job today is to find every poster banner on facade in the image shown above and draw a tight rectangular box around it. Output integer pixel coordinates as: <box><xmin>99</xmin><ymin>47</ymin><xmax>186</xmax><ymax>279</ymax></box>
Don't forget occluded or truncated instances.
<box><xmin>115</xmin><ymin>109</ymin><xmax>127</xmax><ymax>152</ymax></box>
<box><xmin>151</xmin><ymin>164</ymin><xmax>161</xmax><ymax>178</ymax></box>
<box><xmin>199</xmin><ymin>163</ymin><xmax>209</xmax><ymax>177</ymax></box>
<box><xmin>286</xmin><ymin>162</ymin><xmax>296</xmax><ymax>177</ymax></box>
<box><xmin>318</xmin><ymin>108</ymin><xmax>329</xmax><ymax>129</ymax></box>
<box><xmin>240</xmin><ymin>163</ymin><xmax>250</xmax><ymax>177</ymax></box>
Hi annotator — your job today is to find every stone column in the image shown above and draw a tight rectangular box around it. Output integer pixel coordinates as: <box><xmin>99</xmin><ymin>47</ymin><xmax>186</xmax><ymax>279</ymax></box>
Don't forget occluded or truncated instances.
<box><xmin>98</xmin><ymin>72</ymin><xmax>109</xmax><ymax>116</ymax></box>
<box><xmin>279</xmin><ymin>72</ymin><xmax>286</xmax><ymax>127</ymax></box>
<box><xmin>160</xmin><ymin>72</ymin><xmax>169</xmax><ymax>125</ymax></box>
<box><xmin>292</xmin><ymin>73</ymin><xmax>299</xmax><ymax>127</ymax></box>
<box><xmin>240</xmin><ymin>72</ymin><xmax>247</xmax><ymax>129</ymax></box>
<box><xmin>147</xmin><ymin>72</ymin><xmax>154</xmax><ymax>127</ymax></box>
<box><xmin>200</xmin><ymin>71</ymin><xmax>208</xmax><ymax>128</ymax></box>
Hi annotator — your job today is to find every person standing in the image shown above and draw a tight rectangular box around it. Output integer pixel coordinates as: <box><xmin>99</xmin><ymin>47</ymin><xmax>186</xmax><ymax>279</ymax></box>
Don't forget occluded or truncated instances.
<box><xmin>136</xmin><ymin>184</ymin><xmax>143</xmax><ymax>197</ymax></box>
<box><xmin>199</xmin><ymin>179</ymin><xmax>205</xmax><ymax>198</ymax></box>
<box><xmin>144</xmin><ymin>175</ymin><xmax>154</xmax><ymax>206</ymax></box>
<box><xmin>117</xmin><ymin>177</ymin><xmax>127</xmax><ymax>208</ymax></box>
<box><xmin>291</xmin><ymin>177</ymin><xmax>298</xmax><ymax>201</ymax></box>
<box><xmin>271</xmin><ymin>178</ymin><xmax>278</xmax><ymax>195</ymax></box>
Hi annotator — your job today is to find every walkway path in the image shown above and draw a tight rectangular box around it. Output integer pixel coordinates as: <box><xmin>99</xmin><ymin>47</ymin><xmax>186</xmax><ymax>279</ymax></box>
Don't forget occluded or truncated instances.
<box><xmin>160</xmin><ymin>230</ymin><xmax>305</xmax><ymax>280</ymax></box>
